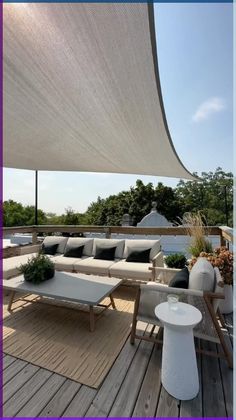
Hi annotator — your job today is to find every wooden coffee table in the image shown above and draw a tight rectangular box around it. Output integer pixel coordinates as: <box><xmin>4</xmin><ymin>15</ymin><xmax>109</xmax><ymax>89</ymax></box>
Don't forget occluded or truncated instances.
<box><xmin>3</xmin><ymin>271</ymin><xmax>123</xmax><ymax>331</ymax></box>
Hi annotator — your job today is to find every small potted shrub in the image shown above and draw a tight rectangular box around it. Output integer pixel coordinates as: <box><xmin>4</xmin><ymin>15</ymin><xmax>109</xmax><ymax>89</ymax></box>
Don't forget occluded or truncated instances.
<box><xmin>165</xmin><ymin>253</ymin><xmax>187</xmax><ymax>269</ymax></box>
<box><xmin>20</xmin><ymin>254</ymin><xmax>55</xmax><ymax>284</ymax></box>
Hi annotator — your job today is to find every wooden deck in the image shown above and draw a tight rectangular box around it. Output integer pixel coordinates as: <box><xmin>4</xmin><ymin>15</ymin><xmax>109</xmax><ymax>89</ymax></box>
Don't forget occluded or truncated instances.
<box><xmin>3</xmin><ymin>312</ymin><xmax>233</xmax><ymax>418</ymax></box>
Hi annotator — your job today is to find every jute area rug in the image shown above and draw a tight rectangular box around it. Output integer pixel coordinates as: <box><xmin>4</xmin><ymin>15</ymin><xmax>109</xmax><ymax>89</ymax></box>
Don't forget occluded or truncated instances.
<box><xmin>3</xmin><ymin>286</ymin><xmax>136</xmax><ymax>388</ymax></box>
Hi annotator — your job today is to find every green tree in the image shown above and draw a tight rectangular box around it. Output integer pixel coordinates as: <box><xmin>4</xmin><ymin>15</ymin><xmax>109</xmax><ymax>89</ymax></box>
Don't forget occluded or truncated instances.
<box><xmin>3</xmin><ymin>200</ymin><xmax>47</xmax><ymax>226</ymax></box>
<box><xmin>175</xmin><ymin>167</ymin><xmax>233</xmax><ymax>226</ymax></box>
<box><xmin>154</xmin><ymin>183</ymin><xmax>182</xmax><ymax>223</ymax></box>
<box><xmin>129</xmin><ymin>180</ymin><xmax>154</xmax><ymax>225</ymax></box>
<box><xmin>86</xmin><ymin>192</ymin><xmax>131</xmax><ymax>225</ymax></box>
<box><xmin>84</xmin><ymin>180</ymin><xmax>181</xmax><ymax>226</ymax></box>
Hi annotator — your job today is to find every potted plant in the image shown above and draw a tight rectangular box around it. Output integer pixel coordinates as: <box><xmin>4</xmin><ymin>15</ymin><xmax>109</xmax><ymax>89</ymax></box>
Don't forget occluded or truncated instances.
<box><xmin>181</xmin><ymin>212</ymin><xmax>213</xmax><ymax>257</ymax></box>
<box><xmin>20</xmin><ymin>254</ymin><xmax>55</xmax><ymax>284</ymax></box>
<box><xmin>190</xmin><ymin>247</ymin><xmax>233</xmax><ymax>314</ymax></box>
<box><xmin>165</xmin><ymin>253</ymin><xmax>187</xmax><ymax>269</ymax></box>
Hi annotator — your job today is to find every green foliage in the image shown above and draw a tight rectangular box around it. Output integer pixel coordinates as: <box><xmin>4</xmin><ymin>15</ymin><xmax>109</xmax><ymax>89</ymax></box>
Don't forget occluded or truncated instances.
<box><xmin>86</xmin><ymin>192</ymin><xmax>132</xmax><ymax>225</ymax></box>
<box><xmin>4</xmin><ymin>168</ymin><xmax>233</xmax><ymax>228</ymax></box>
<box><xmin>19</xmin><ymin>254</ymin><xmax>55</xmax><ymax>284</ymax></box>
<box><xmin>3</xmin><ymin>200</ymin><xmax>47</xmax><ymax>226</ymax></box>
<box><xmin>189</xmin><ymin>237</ymin><xmax>213</xmax><ymax>258</ymax></box>
<box><xmin>129</xmin><ymin>180</ymin><xmax>155</xmax><ymax>225</ymax></box>
<box><xmin>181</xmin><ymin>211</ymin><xmax>213</xmax><ymax>257</ymax></box>
<box><xmin>175</xmin><ymin>167</ymin><xmax>233</xmax><ymax>226</ymax></box>
<box><xmin>165</xmin><ymin>253</ymin><xmax>187</xmax><ymax>269</ymax></box>
<box><xmin>85</xmin><ymin>180</ymin><xmax>182</xmax><ymax>226</ymax></box>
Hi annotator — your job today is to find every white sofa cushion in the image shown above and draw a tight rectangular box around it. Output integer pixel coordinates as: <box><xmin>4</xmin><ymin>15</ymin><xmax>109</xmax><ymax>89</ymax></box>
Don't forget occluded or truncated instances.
<box><xmin>109</xmin><ymin>260</ymin><xmax>152</xmax><ymax>280</ymax></box>
<box><xmin>51</xmin><ymin>255</ymin><xmax>87</xmax><ymax>271</ymax></box>
<box><xmin>92</xmin><ymin>239</ymin><xmax>125</xmax><ymax>260</ymax></box>
<box><xmin>189</xmin><ymin>257</ymin><xmax>215</xmax><ymax>292</ymax></box>
<box><xmin>3</xmin><ymin>253</ymin><xmax>37</xmax><ymax>279</ymax></box>
<box><xmin>74</xmin><ymin>257</ymin><xmax>115</xmax><ymax>276</ymax></box>
<box><xmin>123</xmin><ymin>239</ymin><xmax>161</xmax><ymax>261</ymax></box>
<box><xmin>64</xmin><ymin>237</ymin><xmax>94</xmax><ymax>257</ymax></box>
<box><xmin>42</xmin><ymin>236</ymin><xmax>68</xmax><ymax>254</ymax></box>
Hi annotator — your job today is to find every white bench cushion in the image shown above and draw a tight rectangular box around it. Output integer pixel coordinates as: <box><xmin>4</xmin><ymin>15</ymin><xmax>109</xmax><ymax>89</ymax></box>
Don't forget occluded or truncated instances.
<box><xmin>74</xmin><ymin>257</ymin><xmax>116</xmax><ymax>276</ymax></box>
<box><xmin>92</xmin><ymin>239</ymin><xmax>125</xmax><ymax>260</ymax></box>
<box><xmin>3</xmin><ymin>253</ymin><xmax>37</xmax><ymax>279</ymax></box>
<box><xmin>123</xmin><ymin>239</ymin><xmax>161</xmax><ymax>261</ymax></box>
<box><xmin>109</xmin><ymin>260</ymin><xmax>152</xmax><ymax>280</ymax></box>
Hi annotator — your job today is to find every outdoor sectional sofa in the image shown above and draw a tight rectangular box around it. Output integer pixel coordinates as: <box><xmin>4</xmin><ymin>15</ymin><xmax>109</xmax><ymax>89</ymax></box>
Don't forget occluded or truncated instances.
<box><xmin>3</xmin><ymin>236</ymin><xmax>164</xmax><ymax>282</ymax></box>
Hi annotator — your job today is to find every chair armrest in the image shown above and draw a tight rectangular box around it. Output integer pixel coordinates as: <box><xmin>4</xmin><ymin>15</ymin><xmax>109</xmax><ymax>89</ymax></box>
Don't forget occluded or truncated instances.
<box><xmin>149</xmin><ymin>266</ymin><xmax>181</xmax><ymax>284</ymax></box>
<box><xmin>142</xmin><ymin>282</ymin><xmax>204</xmax><ymax>297</ymax></box>
<box><xmin>151</xmin><ymin>251</ymin><xmax>164</xmax><ymax>267</ymax></box>
<box><xmin>19</xmin><ymin>244</ymin><xmax>41</xmax><ymax>255</ymax></box>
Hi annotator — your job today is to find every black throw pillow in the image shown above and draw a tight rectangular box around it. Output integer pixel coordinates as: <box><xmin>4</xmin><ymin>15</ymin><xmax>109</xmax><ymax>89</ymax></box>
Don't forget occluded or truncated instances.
<box><xmin>126</xmin><ymin>248</ymin><xmax>151</xmax><ymax>263</ymax></box>
<box><xmin>169</xmin><ymin>266</ymin><xmax>189</xmax><ymax>289</ymax></box>
<box><xmin>94</xmin><ymin>246</ymin><xmax>117</xmax><ymax>261</ymax></box>
<box><xmin>64</xmin><ymin>245</ymin><xmax>84</xmax><ymax>258</ymax></box>
<box><xmin>42</xmin><ymin>243</ymin><xmax>59</xmax><ymax>256</ymax></box>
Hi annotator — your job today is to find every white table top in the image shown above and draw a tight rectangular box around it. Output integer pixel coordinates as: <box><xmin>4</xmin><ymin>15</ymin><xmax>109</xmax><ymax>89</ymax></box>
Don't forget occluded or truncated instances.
<box><xmin>155</xmin><ymin>302</ymin><xmax>202</xmax><ymax>328</ymax></box>
<box><xmin>3</xmin><ymin>272</ymin><xmax>123</xmax><ymax>305</ymax></box>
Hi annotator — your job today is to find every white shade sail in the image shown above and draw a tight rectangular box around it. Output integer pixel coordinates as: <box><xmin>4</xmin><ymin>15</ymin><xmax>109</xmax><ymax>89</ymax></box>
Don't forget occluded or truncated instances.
<box><xmin>3</xmin><ymin>3</ymin><xmax>195</xmax><ymax>180</ymax></box>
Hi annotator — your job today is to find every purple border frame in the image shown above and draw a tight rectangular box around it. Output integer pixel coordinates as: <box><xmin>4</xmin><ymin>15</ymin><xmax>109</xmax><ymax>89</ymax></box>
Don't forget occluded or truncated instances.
<box><xmin>0</xmin><ymin>1</ymin><xmax>3</xmax><ymax>419</ymax></box>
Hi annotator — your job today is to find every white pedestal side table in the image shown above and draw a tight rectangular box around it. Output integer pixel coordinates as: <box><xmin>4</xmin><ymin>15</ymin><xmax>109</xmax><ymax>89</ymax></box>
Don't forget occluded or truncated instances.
<box><xmin>155</xmin><ymin>301</ymin><xmax>202</xmax><ymax>400</ymax></box>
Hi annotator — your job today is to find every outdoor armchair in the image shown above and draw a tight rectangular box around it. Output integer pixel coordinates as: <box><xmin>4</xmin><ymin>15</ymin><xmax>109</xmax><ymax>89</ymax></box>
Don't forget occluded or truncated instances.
<box><xmin>130</xmin><ymin>266</ymin><xmax>233</xmax><ymax>368</ymax></box>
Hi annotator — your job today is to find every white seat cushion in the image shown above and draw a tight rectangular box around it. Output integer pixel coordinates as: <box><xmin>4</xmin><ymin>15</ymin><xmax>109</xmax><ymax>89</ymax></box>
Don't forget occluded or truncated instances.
<box><xmin>123</xmin><ymin>239</ymin><xmax>161</xmax><ymax>261</ymax></box>
<box><xmin>109</xmin><ymin>260</ymin><xmax>152</xmax><ymax>280</ymax></box>
<box><xmin>74</xmin><ymin>257</ymin><xmax>115</xmax><ymax>276</ymax></box>
<box><xmin>92</xmin><ymin>238</ymin><xmax>125</xmax><ymax>260</ymax></box>
<box><xmin>51</xmin><ymin>255</ymin><xmax>88</xmax><ymax>271</ymax></box>
<box><xmin>3</xmin><ymin>253</ymin><xmax>37</xmax><ymax>279</ymax></box>
<box><xmin>189</xmin><ymin>257</ymin><xmax>215</xmax><ymax>292</ymax></box>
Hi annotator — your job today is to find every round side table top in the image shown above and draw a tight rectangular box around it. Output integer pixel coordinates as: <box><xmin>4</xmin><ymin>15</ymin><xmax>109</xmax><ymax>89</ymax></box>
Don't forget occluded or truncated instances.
<box><xmin>155</xmin><ymin>302</ymin><xmax>202</xmax><ymax>328</ymax></box>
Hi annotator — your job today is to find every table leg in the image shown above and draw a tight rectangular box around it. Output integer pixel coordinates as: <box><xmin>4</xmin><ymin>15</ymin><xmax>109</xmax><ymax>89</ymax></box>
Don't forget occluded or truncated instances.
<box><xmin>110</xmin><ymin>294</ymin><xmax>116</xmax><ymax>309</ymax></box>
<box><xmin>8</xmin><ymin>291</ymin><xmax>16</xmax><ymax>312</ymax></box>
<box><xmin>89</xmin><ymin>305</ymin><xmax>95</xmax><ymax>332</ymax></box>
<box><xmin>162</xmin><ymin>325</ymin><xmax>199</xmax><ymax>400</ymax></box>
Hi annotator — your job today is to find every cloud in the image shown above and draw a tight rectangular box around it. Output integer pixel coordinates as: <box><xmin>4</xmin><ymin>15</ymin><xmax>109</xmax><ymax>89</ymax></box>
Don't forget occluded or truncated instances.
<box><xmin>192</xmin><ymin>97</ymin><xmax>225</xmax><ymax>122</ymax></box>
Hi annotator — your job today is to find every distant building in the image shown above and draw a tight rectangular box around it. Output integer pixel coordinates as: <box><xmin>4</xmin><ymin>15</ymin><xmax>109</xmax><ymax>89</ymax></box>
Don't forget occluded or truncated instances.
<box><xmin>137</xmin><ymin>201</ymin><xmax>172</xmax><ymax>227</ymax></box>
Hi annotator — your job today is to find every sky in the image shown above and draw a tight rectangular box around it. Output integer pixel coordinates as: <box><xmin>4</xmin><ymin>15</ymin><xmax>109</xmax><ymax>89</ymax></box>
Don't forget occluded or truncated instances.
<box><xmin>3</xmin><ymin>3</ymin><xmax>233</xmax><ymax>215</ymax></box>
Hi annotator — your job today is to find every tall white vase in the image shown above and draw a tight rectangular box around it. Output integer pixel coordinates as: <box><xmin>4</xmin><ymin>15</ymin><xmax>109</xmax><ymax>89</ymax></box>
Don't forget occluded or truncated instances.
<box><xmin>219</xmin><ymin>284</ymin><xmax>233</xmax><ymax>314</ymax></box>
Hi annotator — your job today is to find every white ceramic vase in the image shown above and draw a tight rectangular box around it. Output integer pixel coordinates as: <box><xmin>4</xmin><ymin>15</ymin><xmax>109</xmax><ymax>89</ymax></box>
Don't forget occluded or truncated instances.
<box><xmin>219</xmin><ymin>284</ymin><xmax>233</xmax><ymax>314</ymax></box>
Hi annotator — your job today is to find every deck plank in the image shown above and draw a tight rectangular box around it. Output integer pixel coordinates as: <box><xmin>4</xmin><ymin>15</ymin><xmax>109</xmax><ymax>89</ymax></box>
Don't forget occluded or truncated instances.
<box><xmin>108</xmin><ymin>338</ymin><xmax>154</xmax><ymax>417</ymax></box>
<box><xmin>201</xmin><ymin>341</ymin><xmax>227</xmax><ymax>418</ymax></box>
<box><xmin>217</xmin><ymin>332</ymin><xmax>233</xmax><ymax>418</ymax></box>
<box><xmin>63</xmin><ymin>386</ymin><xmax>97</xmax><ymax>417</ymax></box>
<box><xmin>3</xmin><ymin>363</ymin><xmax>40</xmax><ymax>404</ymax></box>
<box><xmin>3</xmin><ymin>368</ymin><xmax>52</xmax><ymax>417</ymax></box>
<box><xmin>3</xmin><ymin>354</ymin><xmax>17</xmax><ymax>370</ymax></box>
<box><xmin>16</xmin><ymin>373</ymin><xmax>66</xmax><ymax>417</ymax></box>
<box><xmin>155</xmin><ymin>386</ymin><xmax>179</xmax><ymax>417</ymax></box>
<box><xmin>179</xmin><ymin>352</ymin><xmax>203</xmax><ymax>418</ymax></box>
<box><xmin>39</xmin><ymin>379</ymin><xmax>81</xmax><ymax>418</ymax></box>
<box><xmin>85</xmin><ymin>321</ymin><xmax>146</xmax><ymax>417</ymax></box>
<box><xmin>132</xmin><ymin>345</ymin><xmax>162</xmax><ymax>417</ymax></box>
<box><xmin>2</xmin><ymin>314</ymin><xmax>233</xmax><ymax>418</ymax></box>
<box><xmin>224</xmin><ymin>314</ymin><xmax>233</xmax><ymax>347</ymax></box>
<box><xmin>3</xmin><ymin>359</ymin><xmax>28</xmax><ymax>385</ymax></box>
